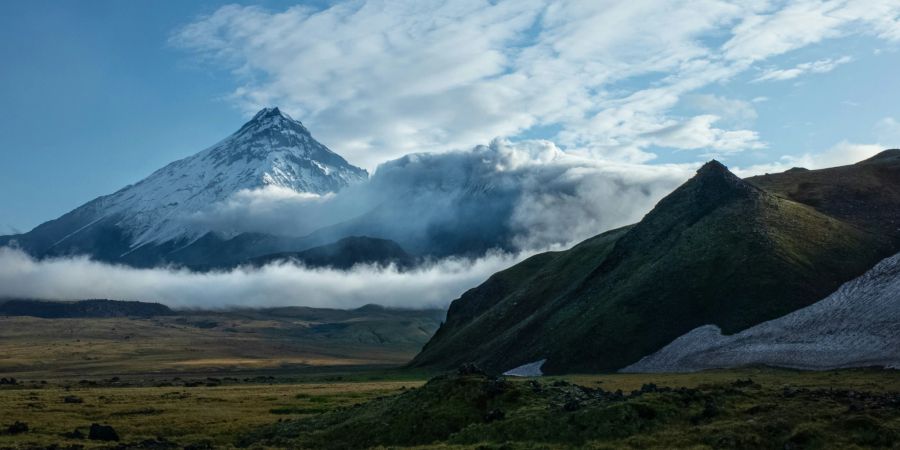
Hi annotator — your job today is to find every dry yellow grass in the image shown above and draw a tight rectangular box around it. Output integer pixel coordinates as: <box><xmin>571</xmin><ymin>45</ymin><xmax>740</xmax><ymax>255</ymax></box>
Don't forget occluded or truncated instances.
<box><xmin>0</xmin><ymin>380</ymin><xmax>424</xmax><ymax>448</ymax></box>
<box><xmin>0</xmin><ymin>315</ymin><xmax>420</xmax><ymax>379</ymax></box>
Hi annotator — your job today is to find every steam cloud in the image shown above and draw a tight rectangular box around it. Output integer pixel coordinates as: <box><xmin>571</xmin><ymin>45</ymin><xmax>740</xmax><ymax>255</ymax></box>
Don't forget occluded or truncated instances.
<box><xmin>190</xmin><ymin>139</ymin><xmax>693</xmax><ymax>253</ymax></box>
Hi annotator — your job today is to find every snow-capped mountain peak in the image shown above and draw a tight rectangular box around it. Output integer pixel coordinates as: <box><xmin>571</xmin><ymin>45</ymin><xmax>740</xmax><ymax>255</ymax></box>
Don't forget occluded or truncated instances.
<box><xmin>57</xmin><ymin>107</ymin><xmax>369</xmax><ymax>249</ymax></box>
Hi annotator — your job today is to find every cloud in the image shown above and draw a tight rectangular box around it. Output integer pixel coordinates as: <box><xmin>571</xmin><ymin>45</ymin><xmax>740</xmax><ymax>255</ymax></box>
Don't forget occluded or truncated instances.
<box><xmin>640</xmin><ymin>115</ymin><xmax>765</xmax><ymax>154</ymax></box>
<box><xmin>170</xmin><ymin>0</ymin><xmax>900</xmax><ymax>167</ymax></box>
<box><xmin>176</xmin><ymin>0</ymin><xmax>900</xmax><ymax>166</ymax></box>
<box><xmin>684</xmin><ymin>94</ymin><xmax>758</xmax><ymax>126</ymax></box>
<box><xmin>188</xmin><ymin>139</ymin><xmax>693</xmax><ymax>254</ymax></box>
<box><xmin>1</xmin><ymin>140</ymin><xmax>694</xmax><ymax>309</ymax></box>
<box><xmin>875</xmin><ymin>117</ymin><xmax>900</xmax><ymax>144</ymax></box>
<box><xmin>733</xmin><ymin>140</ymin><xmax>883</xmax><ymax>176</ymax></box>
<box><xmin>754</xmin><ymin>56</ymin><xmax>852</xmax><ymax>82</ymax></box>
<box><xmin>0</xmin><ymin>247</ymin><xmax>529</xmax><ymax>309</ymax></box>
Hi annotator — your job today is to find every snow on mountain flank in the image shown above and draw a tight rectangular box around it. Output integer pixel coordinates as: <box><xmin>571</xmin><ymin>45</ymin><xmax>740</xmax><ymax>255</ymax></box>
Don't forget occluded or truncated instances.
<box><xmin>623</xmin><ymin>252</ymin><xmax>900</xmax><ymax>373</ymax></box>
<box><xmin>65</xmin><ymin>107</ymin><xmax>368</xmax><ymax>248</ymax></box>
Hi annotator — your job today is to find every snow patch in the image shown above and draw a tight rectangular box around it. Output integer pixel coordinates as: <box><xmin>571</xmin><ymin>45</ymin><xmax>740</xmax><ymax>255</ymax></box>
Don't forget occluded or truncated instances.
<box><xmin>504</xmin><ymin>359</ymin><xmax>546</xmax><ymax>377</ymax></box>
<box><xmin>623</xmin><ymin>252</ymin><xmax>900</xmax><ymax>373</ymax></box>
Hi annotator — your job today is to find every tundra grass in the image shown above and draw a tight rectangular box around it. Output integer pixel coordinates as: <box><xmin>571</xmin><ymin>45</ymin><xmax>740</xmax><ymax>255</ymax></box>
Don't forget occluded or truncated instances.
<box><xmin>1</xmin><ymin>368</ymin><xmax>899</xmax><ymax>448</ymax></box>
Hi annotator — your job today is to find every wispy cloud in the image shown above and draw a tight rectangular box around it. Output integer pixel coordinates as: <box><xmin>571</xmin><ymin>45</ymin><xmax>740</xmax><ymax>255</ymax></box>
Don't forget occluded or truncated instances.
<box><xmin>754</xmin><ymin>56</ymin><xmax>853</xmax><ymax>82</ymax></box>
<box><xmin>171</xmin><ymin>0</ymin><xmax>900</xmax><ymax>167</ymax></box>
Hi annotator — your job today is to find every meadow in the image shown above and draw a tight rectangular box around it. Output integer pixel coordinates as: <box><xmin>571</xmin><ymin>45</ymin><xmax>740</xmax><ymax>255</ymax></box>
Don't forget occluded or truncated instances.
<box><xmin>1</xmin><ymin>367</ymin><xmax>899</xmax><ymax>448</ymax></box>
<box><xmin>2</xmin><ymin>314</ymin><xmax>900</xmax><ymax>449</ymax></box>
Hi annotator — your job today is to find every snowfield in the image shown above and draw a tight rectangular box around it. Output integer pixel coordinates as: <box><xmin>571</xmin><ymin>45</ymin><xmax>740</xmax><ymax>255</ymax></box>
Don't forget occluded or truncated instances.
<box><xmin>623</xmin><ymin>252</ymin><xmax>900</xmax><ymax>373</ymax></box>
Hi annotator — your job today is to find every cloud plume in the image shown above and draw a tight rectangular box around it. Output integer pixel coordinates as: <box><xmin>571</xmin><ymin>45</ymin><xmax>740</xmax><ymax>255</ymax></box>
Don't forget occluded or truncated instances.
<box><xmin>189</xmin><ymin>139</ymin><xmax>693</xmax><ymax>255</ymax></box>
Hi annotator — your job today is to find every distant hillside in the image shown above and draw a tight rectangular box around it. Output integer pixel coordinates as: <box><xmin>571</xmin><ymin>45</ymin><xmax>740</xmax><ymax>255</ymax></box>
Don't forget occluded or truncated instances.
<box><xmin>0</xmin><ymin>299</ymin><xmax>173</xmax><ymax>318</ymax></box>
<box><xmin>411</xmin><ymin>152</ymin><xmax>900</xmax><ymax>374</ymax></box>
<box><xmin>0</xmin><ymin>302</ymin><xmax>445</xmax><ymax>377</ymax></box>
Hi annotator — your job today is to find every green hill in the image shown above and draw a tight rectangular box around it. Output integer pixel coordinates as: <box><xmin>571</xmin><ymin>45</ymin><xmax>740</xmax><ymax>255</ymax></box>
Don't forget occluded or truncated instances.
<box><xmin>411</xmin><ymin>155</ymin><xmax>900</xmax><ymax>374</ymax></box>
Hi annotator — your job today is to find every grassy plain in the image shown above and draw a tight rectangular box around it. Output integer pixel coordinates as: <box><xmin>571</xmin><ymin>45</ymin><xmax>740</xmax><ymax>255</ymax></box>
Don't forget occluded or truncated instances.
<box><xmin>0</xmin><ymin>307</ymin><xmax>442</xmax><ymax>379</ymax></box>
<box><xmin>1</xmin><ymin>367</ymin><xmax>899</xmax><ymax>448</ymax></box>
<box><xmin>2</xmin><ymin>313</ymin><xmax>900</xmax><ymax>448</ymax></box>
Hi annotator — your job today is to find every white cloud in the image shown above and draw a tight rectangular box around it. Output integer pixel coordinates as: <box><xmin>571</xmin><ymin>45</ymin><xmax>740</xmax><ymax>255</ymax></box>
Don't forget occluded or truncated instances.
<box><xmin>641</xmin><ymin>115</ymin><xmax>765</xmax><ymax>153</ymax></box>
<box><xmin>685</xmin><ymin>94</ymin><xmax>758</xmax><ymax>126</ymax></box>
<box><xmin>754</xmin><ymin>56</ymin><xmax>852</xmax><ymax>82</ymax></box>
<box><xmin>0</xmin><ymin>247</ymin><xmax>528</xmax><ymax>309</ymax></box>
<box><xmin>163</xmin><ymin>3</ymin><xmax>759</xmax><ymax>165</ymax></box>
<box><xmin>734</xmin><ymin>140</ymin><xmax>883</xmax><ymax>176</ymax></box>
<box><xmin>171</xmin><ymin>1</ymin><xmax>900</xmax><ymax>167</ymax></box>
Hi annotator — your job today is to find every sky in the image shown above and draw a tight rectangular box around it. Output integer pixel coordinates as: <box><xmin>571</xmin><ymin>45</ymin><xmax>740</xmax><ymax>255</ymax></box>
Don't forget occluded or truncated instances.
<box><xmin>3</xmin><ymin>0</ymin><xmax>900</xmax><ymax>233</ymax></box>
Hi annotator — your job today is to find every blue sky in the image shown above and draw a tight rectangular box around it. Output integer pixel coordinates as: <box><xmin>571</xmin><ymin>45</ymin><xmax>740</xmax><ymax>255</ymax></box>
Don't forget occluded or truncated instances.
<box><xmin>2</xmin><ymin>0</ymin><xmax>900</xmax><ymax>233</ymax></box>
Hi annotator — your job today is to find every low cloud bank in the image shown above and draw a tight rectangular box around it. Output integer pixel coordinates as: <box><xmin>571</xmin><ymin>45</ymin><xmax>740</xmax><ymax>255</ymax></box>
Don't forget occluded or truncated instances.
<box><xmin>0</xmin><ymin>247</ymin><xmax>532</xmax><ymax>310</ymax></box>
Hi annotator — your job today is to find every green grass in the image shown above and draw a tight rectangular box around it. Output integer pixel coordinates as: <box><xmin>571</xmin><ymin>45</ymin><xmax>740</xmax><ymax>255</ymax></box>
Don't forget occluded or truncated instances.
<box><xmin>2</xmin><ymin>367</ymin><xmax>899</xmax><ymax>448</ymax></box>
<box><xmin>240</xmin><ymin>368</ymin><xmax>900</xmax><ymax>449</ymax></box>
<box><xmin>0</xmin><ymin>377</ymin><xmax>424</xmax><ymax>448</ymax></box>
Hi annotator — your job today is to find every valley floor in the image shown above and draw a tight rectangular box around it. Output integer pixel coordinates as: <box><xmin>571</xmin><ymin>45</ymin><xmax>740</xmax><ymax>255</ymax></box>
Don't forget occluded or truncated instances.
<box><xmin>1</xmin><ymin>367</ymin><xmax>899</xmax><ymax>449</ymax></box>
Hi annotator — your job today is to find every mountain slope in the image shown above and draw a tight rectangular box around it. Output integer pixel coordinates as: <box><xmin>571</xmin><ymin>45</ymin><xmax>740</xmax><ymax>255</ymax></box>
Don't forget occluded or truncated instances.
<box><xmin>623</xmin><ymin>251</ymin><xmax>900</xmax><ymax>372</ymax></box>
<box><xmin>411</xmin><ymin>157</ymin><xmax>896</xmax><ymax>374</ymax></box>
<box><xmin>747</xmin><ymin>149</ymin><xmax>900</xmax><ymax>242</ymax></box>
<box><xmin>2</xmin><ymin>108</ymin><xmax>367</xmax><ymax>265</ymax></box>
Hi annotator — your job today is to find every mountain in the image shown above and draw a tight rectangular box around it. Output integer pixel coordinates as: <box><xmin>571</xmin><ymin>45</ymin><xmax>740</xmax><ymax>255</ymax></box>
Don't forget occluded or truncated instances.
<box><xmin>0</xmin><ymin>299</ymin><xmax>173</xmax><ymax>318</ymax></box>
<box><xmin>411</xmin><ymin>153</ymin><xmax>900</xmax><ymax>374</ymax></box>
<box><xmin>747</xmin><ymin>149</ymin><xmax>900</xmax><ymax>242</ymax></box>
<box><xmin>623</xmin><ymin>250</ymin><xmax>900</xmax><ymax>372</ymax></box>
<box><xmin>0</xmin><ymin>108</ymin><xmax>368</xmax><ymax>267</ymax></box>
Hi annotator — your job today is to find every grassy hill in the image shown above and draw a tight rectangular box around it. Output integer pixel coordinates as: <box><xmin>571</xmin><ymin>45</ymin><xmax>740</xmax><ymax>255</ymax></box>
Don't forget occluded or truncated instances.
<box><xmin>411</xmin><ymin>154</ymin><xmax>900</xmax><ymax>374</ymax></box>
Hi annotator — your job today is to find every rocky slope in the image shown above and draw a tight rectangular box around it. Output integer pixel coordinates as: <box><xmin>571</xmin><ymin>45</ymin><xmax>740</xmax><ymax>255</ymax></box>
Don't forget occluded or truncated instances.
<box><xmin>411</xmin><ymin>154</ymin><xmax>900</xmax><ymax>374</ymax></box>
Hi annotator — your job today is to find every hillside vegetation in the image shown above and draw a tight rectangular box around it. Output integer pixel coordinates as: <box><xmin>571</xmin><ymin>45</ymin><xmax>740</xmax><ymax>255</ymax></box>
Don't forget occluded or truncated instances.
<box><xmin>413</xmin><ymin>154</ymin><xmax>900</xmax><ymax>374</ymax></box>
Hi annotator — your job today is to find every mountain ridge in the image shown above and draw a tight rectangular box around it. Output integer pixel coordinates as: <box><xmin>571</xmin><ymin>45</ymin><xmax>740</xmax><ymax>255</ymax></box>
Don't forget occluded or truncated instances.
<box><xmin>411</xmin><ymin>153</ymin><xmax>899</xmax><ymax>374</ymax></box>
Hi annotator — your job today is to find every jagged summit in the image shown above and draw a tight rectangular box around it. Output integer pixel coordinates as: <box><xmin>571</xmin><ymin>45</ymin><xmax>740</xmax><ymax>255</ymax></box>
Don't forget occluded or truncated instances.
<box><xmin>696</xmin><ymin>159</ymin><xmax>728</xmax><ymax>174</ymax></box>
<box><xmin>640</xmin><ymin>159</ymin><xmax>756</xmax><ymax>227</ymax></box>
<box><xmin>236</xmin><ymin>106</ymin><xmax>311</xmax><ymax>136</ymax></box>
